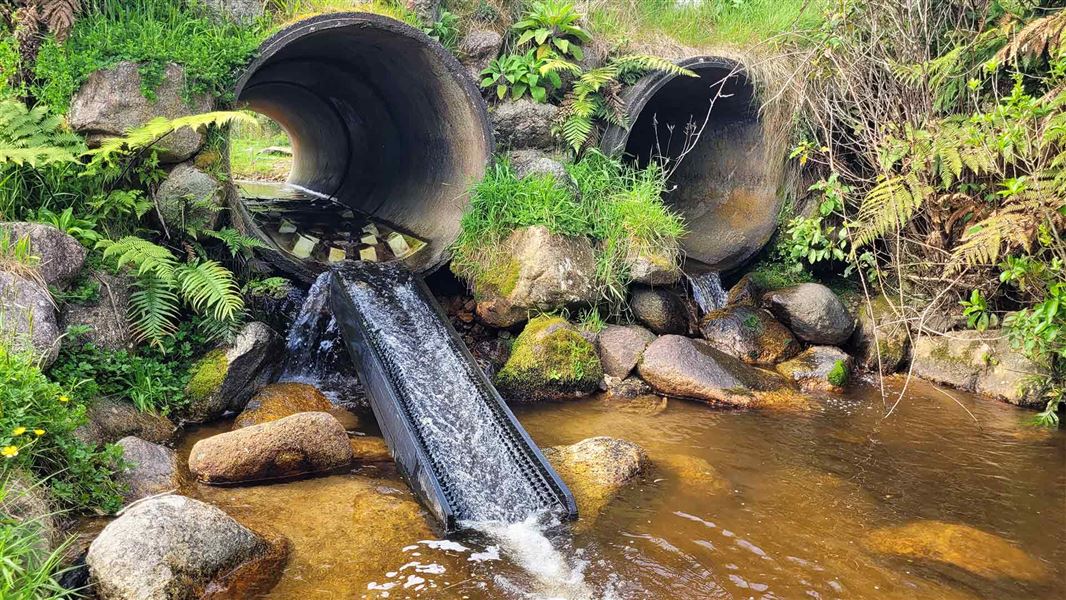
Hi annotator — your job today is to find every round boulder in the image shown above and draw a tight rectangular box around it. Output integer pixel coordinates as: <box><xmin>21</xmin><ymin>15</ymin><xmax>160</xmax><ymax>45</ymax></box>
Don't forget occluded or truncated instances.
<box><xmin>59</xmin><ymin>272</ymin><xmax>133</xmax><ymax>351</ymax></box>
<box><xmin>87</xmin><ymin>495</ymin><xmax>277</xmax><ymax>600</ymax></box>
<box><xmin>491</xmin><ymin>100</ymin><xmax>560</xmax><ymax>151</ymax></box>
<box><xmin>508</xmin><ymin>149</ymin><xmax>570</xmax><ymax>185</ymax></box>
<box><xmin>542</xmin><ymin>436</ymin><xmax>646</xmax><ymax>525</ymax></box>
<box><xmin>0</xmin><ymin>270</ymin><xmax>59</xmax><ymax>366</ymax></box>
<box><xmin>848</xmin><ymin>294</ymin><xmax>910</xmax><ymax>374</ymax></box>
<box><xmin>234</xmin><ymin>382</ymin><xmax>333</xmax><ymax>428</ymax></box>
<box><xmin>629</xmin><ymin>286</ymin><xmax>692</xmax><ymax>335</ymax></box>
<box><xmin>115</xmin><ymin>436</ymin><xmax>182</xmax><ymax>504</ymax></box>
<box><xmin>459</xmin><ymin>29</ymin><xmax>503</xmax><ymax>80</ymax></box>
<box><xmin>182</xmin><ymin>321</ymin><xmax>280</xmax><ymax>423</ymax></box>
<box><xmin>75</xmin><ymin>398</ymin><xmax>177</xmax><ymax>447</ymax></box>
<box><xmin>699</xmin><ymin>305</ymin><xmax>800</xmax><ymax>365</ymax></box>
<box><xmin>495</xmin><ymin>315</ymin><xmax>603</xmax><ymax>401</ymax></box>
<box><xmin>596</xmin><ymin>324</ymin><xmax>656</xmax><ymax>378</ymax></box>
<box><xmin>763</xmin><ymin>283</ymin><xmax>855</xmax><ymax>345</ymax></box>
<box><xmin>0</xmin><ymin>222</ymin><xmax>86</xmax><ymax>286</ymax></box>
<box><xmin>188</xmin><ymin>412</ymin><xmax>353</xmax><ymax>484</ymax></box>
<box><xmin>154</xmin><ymin>163</ymin><xmax>224</xmax><ymax>235</ymax></box>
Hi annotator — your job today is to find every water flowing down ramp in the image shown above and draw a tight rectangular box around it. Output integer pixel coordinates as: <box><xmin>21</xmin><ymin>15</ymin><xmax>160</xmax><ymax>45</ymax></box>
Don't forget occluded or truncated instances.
<box><xmin>330</xmin><ymin>262</ymin><xmax>577</xmax><ymax>531</ymax></box>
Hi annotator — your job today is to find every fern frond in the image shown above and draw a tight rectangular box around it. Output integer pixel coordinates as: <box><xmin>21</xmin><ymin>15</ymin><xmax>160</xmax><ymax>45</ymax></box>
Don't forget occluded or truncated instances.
<box><xmin>611</xmin><ymin>54</ymin><xmax>699</xmax><ymax>78</ymax></box>
<box><xmin>205</xmin><ymin>228</ymin><xmax>268</xmax><ymax>257</ymax></box>
<box><xmin>128</xmin><ymin>272</ymin><xmax>181</xmax><ymax>348</ymax></box>
<box><xmin>540</xmin><ymin>59</ymin><xmax>581</xmax><ymax>75</ymax></box>
<box><xmin>98</xmin><ymin>236</ymin><xmax>178</xmax><ymax>279</ymax></box>
<box><xmin>39</xmin><ymin>0</ymin><xmax>81</xmax><ymax>42</ymax></box>
<box><xmin>947</xmin><ymin>206</ymin><xmax>1033</xmax><ymax>271</ymax></box>
<box><xmin>852</xmin><ymin>174</ymin><xmax>932</xmax><ymax>248</ymax></box>
<box><xmin>84</xmin><ymin>110</ymin><xmax>257</xmax><ymax>170</ymax></box>
<box><xmin>0</xmin><ymin>100</ymin><xmax>82</xmax><ymax>167</ymax></box>
<box><xmin>174</xmin><ymin>260</ymin><xmax>244</xmax><ymax>323</ymax></box>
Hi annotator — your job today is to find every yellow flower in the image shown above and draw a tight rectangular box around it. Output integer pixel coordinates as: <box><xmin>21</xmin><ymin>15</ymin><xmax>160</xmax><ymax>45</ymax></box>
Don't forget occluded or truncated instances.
<box><xmin>12</xmin><ymin>427</ymin><xmax>26</xmax><ymax>436</ymax></box>
<box><xmin>1</xmin><ymin>446</ymin><xmax>18</xmax><ymax>458</ymax></box>
<box><xmin>33</xmin><ymin>429</ymin><xmax>45</xmax><ymax>437</ymax></box>
<box><xmin>59</xmin><ymin>395</ymin><xmax>70</xmax><ymax>403</ymax></box>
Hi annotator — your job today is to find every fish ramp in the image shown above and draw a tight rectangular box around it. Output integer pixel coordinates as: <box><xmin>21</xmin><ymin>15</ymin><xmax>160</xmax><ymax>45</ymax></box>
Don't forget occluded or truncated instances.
<box><xmin>330</xmin><ymin>262</ymin><xmax>577</xmax><ymax>531</ymax></box>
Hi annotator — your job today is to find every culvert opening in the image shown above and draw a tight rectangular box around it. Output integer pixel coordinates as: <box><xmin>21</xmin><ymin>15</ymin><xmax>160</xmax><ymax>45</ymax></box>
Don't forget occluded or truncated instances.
<box><xmin>601</xmin><ymin>57</ymin><xmax>782</xmax><ymax>273</ymax></box>
<box><xmin>230</xmin><ymin>13</ymin><xmax>492</xmax><ymax>279</ymax></box>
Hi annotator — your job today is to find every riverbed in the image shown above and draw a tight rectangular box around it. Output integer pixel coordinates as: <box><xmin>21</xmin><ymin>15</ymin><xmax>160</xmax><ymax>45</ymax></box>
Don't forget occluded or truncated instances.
<box><xmin>178</xmin><ymin>376</ymin><xmax>1065</xmax><ymax>599</ymax></box>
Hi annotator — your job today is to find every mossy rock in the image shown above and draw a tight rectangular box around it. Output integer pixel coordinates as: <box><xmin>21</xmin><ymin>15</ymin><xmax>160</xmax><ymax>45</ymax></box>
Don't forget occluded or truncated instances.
<box><xmin>186</xmin><ymin>349</ymin><xmax>229</xmax><ymax>403</ymax></box>
<box><xmin>848</xmin><ymin>294</ymin><xmax>910</xmax><ymax>374</ymax></box>
<box><xmin>234</xmin><ymin>383</ymin><xmax>333</xmax><ymax>429</ymax></box>
<box><xmin>776</xmin><ymin>346</ymin><xmax>853</xmax><ymax>392</ymax></box>
<box><xmin>495</xmin><ymin>315</ymin><xmax>603</xmax><ymax>401</ymax></box>
<box><xmin>181</xmin><ymin>322</ymin><xmax>280</xmax><ymax>423</ymax></box>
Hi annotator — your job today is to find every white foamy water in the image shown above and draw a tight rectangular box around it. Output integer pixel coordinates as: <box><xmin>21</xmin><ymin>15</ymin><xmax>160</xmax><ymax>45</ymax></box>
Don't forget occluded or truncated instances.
<box><xmin>689</xmin><ymin>271</ymin><xmax>727</xmax><ymax>313</ymax></box>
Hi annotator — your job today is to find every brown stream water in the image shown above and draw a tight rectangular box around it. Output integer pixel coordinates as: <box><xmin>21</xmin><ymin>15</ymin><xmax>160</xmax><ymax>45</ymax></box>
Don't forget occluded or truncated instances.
<box><xmin>177</xmin><ymin>377</ymin><xmax>1065</xmax><ymax>599</ymax></box>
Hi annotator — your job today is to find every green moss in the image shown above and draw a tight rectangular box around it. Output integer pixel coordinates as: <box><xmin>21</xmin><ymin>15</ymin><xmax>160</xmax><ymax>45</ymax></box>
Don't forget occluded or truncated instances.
<box><xmin>475</xmin><ymin>257</ymin><xmax>521</xmax><ymax>299</ymax></box>
<box><xmin>185</xmin><ymin>349</ymin><xmax>228</xmax><ymax>400</ymax></box>
<box><xmin>827</xmin><ymin>359</ymin><xmax>849</xmax><ymax>387</ymax></box>
<box><xmin>496</xmin><ymin>316</ymin><xmax>603</xmax><ymax>396</ymax></box>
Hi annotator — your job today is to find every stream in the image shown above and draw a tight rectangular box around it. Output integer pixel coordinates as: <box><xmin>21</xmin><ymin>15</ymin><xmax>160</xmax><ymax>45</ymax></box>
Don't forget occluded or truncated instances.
<box><xmin>175</xmin><ymin>376</ymin><xmax>1065</xmax><ymax>599</ymax></box>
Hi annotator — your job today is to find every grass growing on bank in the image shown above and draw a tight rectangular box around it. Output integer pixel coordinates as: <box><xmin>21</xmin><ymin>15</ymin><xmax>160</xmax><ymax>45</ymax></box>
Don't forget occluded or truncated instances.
<box><xmin>0</xmin><ymin>479</ymin><xmax>75</xmax><ymax>600</ymax></box>
<box><xmin>584</xmin><ymin>0</ymin><xmax>825</xmax><ymax>48</ymax></box>
<box><xmin>32</xmin><ymin>0</ymin><xmax>265</xmax><ymax>113</ymax></box>
<box><xmin>229</xmin><ymin>116</ymin><xmax>293</xmax><ymax>181</ymax></box>
<box><xmin>452</xmin><ymin>151</ymin><xmax>685</xmax><ymax>308</ymax></box>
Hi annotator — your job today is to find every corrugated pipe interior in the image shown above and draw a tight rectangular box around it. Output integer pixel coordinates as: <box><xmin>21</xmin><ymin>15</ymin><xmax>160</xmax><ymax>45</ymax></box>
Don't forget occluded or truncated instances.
<box><xmin>232</xmin><ymin>13</ymin><xmax>492</xmax><ymax>276</ymax></box>
<box><xmin>601</xmin><ymin>56</ymin><xmax>782</xmax><ymax>273</ymax></box>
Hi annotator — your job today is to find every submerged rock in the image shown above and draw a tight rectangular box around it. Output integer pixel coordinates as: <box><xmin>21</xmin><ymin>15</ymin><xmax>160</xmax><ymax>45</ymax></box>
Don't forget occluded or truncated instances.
<box><xmin>603</xmin><ymin>374</ymin><xmax>654</xmax><ymax>400</ymax></box>
<box><xmin>654</xmin><ymin>453</ymin><xmax>729</xmax><ymax>494</ymax></box>
<box><xmin>68</xmin><ymin>62</ymin><xmax>211</xmax><ymax>163</ymax></box>
<box><xmin>182</xmin><ymin>322</ymin><xmax>280</xmax><ymax>423</ymax></box>
<box><xmin>87</xmin><ymin>495</ymin><xmax>280</xmax><ymax>600</ymax></box>
<box><xmin>75</xmin><ymin>398</ymin><xmax>177</xmax><ymax>447</ymax></box>
<box><xmin>596</xmin><ymin>324</ymin><xmax>656</xmax><ymax>378</ymax></box>
<box><xmin>865</xmin><ymin>521</ymin><xmax>1048</xmax><ymax>582</ymax></box>
<box><xmin>115</xmin><ymin>436</ymin><xmax>181</xmax><ymax>504</ymax></box>
<box><xmin>763</xmin><ymin>283</ymin><xmax>855</xmax><ymax>345</ymax></box>
<box><xmin>350</xmin><ymin>436</ymin><xmax>392</xmax><ymax>462</ymax></box>
<box><xmin>458</xmin><ymin>29</ymin><xmax>503</xmax><ymax>80</ymax></box>
<box><xmin>234</xmin><ymin>382</ymin><xmax>333</xmax><ymax>429</ymax></box>
<box><xmin>473</xmin><ymin>225</ymin><xmax>597</xmax><ymax>328</ymax></box>
<box><xmin>849</xmin><ymin>294</ymin><xmax>910</xmax><ymax>374</ymax></box>
<box><xmin>776</xmin><ymin>346</ymin><xmax>852</xmax><ymax>392</ymax></box>
<box><xmin>629</xmin><ymin>286</ymin><xmax>692</xmax><ymax>335</ymax></box>
<box><xmin>638</xmin><ymin>335</ymin><xmax>807</xmax><ymax>409</ymax></box>
<box><xmin>155</xmin><ymin>163</ymin><xmax>224</xmax><ymax>235</ymax></box>
<box><xmin>496</xmin><ymin>315</ymin><xmax>603</xmax><ymax>401</ymax></box>
<box><xmin>491</xmin><ymin>100</ymin><xmax>560</xmax><ymax>151</ymax></box>
<box><xmin>0</xmin><ymin>222</ymin><xmax>86</xmax><ymax>286</ymax></box>
<box><xmin>0</xmin><ymin>270</ymin><xmax>59</xmax><ymax>366</ymax></box>
<box><xmin>59</xmin><ymin>272</ymin><xmax>133</xmax><ymax>350</ymax></box>
<box><xmin>189</xmin><ymin>412</ymin><xmax>353</xmax><ymax>484</ymax></box>
<box><xmin>542</xmin><ymin>437</ymin><xmax>646</xmax><ymax>524</ymax></box>
<box><xmin>698</xmin><ymin>305</ymin><xmax>800</xmax><ymax>365</ymax></box>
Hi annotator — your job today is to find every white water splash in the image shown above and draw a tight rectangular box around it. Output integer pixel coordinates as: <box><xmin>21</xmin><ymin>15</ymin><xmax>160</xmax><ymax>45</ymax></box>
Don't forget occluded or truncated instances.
<box><xmin>689</xmin><ymin>271</ymin><xmax>727</xmax><ymax>314</ymax></box>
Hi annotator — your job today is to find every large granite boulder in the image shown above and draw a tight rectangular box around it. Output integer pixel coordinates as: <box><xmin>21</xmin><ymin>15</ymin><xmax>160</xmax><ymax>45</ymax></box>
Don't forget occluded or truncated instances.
<box><xmin>849</xmin><ymin>294</ymin><xmax>910</xmax><ymax>374</ymax></box>
<box><xmin>491</xmin><ymin>100</ymin><xmax>560</xmax><ymax>151</ymax></box>
<box><xmin>865</xmin><ymin>521</ymin><xmax>1048</xmax><ymax>582</ymax></box>
<box><xmin>59</xmin><ymin>271</ymin><xmax>133</xmax><ymax>351</ymax></box>
<box><xmin>459</xmin><ymin>29</ymin><xmax>503</xmax><ymax>80</ymax></box>
<box><xmin>115</xmin><ymin>436</ymin><xmax>182</xmax><ymax>504</ymax></box>
<box><xmin>596</xmin><ymin>324</ymin><xmax>656</xmax><ymax>378</ymax></box>
<box><xmin>0</xmin><ymin>271</ymin><xmax>59</xmax><ymax>366</ymax></box>
<box><xmin>698</xmin><ymin>305</ymin><xmax>800</xmax><ymax>365</ymax></box>
<box><xmin>776</xmin><ymin>346</ymin><xmax>852</xmax><ymax>392</ymax></box>
<box><xmin>629</xmin><ymin>286</ymin><xmax>692</xmax><ymax>335</ymax></box>
<box><xmin>182</xmin><ymin>321</ymin><xmax>279</xmax><ymax>423</ymax></box>
<box><xmin>188</xmin><ymin>412</ymin><xmax>353</xmax><ymax>484</ymax></box>
<box><xmin>638</xmin><ymin>335</ymin><xmax>806</xmax><ymax>409</ymax></box>
<box><xmin>202</xmin><ymin>0</ymin><xmax>265</xmax><ymax>24</ymax></box>
<box><xmin>911</xmin><ymin>331</ymin><xmax>1050</xmax><ymax>407</ymax></box>
<box><xmin>763</xmin><ymin>283</ymin><xmax>855</xmax><ymax>345</ymax></box>
<box><xmin>87</xmin><ymin>495</ymin><xmax>278</xmax><ymax>600</ymax></box>
<box><xmin>154</xmin><ymin>163</ymin><xmax>224</xmax><ymax>235</ymax></box>
<box><xmin>542</xmin><ymin>437</ymin><xmax>646</xmax><ymax>525</ymax></box>
<box><xmin>473</xmin><ymin>226</ymin><xmax>597</xmax><ymax>328</ymax></box>
<box><xmin>0</xmin><ymin>222</ymin><xmax>86</xmax><ymax>286</ymax></box>
<box><xmin>495</xmin><ymin>316</ymin><xmax>603</xmax><ymax>401</ymax></box>
<box><xmin>75</xmin><ymin>398</ymin><xmax>177</xmax><ymax>447</ymax></box>
<box><xmin>234</xmin><ymin>382</ymin><xmax>333</xmax><ymax>428</ymax></box>
<box><xmin>68</xmin><ymin>62</ymin><xmax>212</xmax><ymax>163</ymax></box>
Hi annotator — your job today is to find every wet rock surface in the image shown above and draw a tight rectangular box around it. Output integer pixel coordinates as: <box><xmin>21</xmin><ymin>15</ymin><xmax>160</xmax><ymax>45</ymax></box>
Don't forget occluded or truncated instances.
<box><xmin>865</xmin><ymin>520</ymin><xmax>1049</xmax><ymax>582</ymax></box>
<box><xmin>911</xmin><ymin>331</ymin><xmax>1049</xmax><ymax>406</ymax></box>
<box><xmin>0</xmin><ymin>222</ymin><xmax>86</xmax><ymax>286</ymax></box>
<box><xmin>764</xmin><ymin>283</ymin><xmax>855</xmax><ymax>345</ymax></box>
<box><xmin>68</xmin><ymin>62</ymin><xmax>211</xmax><ymax>163</ymax></box>
<box><xmin>75</xmin><ymin>397</ymin><xmax>177</xmax><ymax>446</ymax></box>
<box><xmin>155</xmin><ymin>163</ymin><xmax>224</xmax><ymax>235</ymax></box>
<box><xmin>182</xmin><ymin>321</ymin><xmax>280</xmax><ymax>423</ymax></box>
<box><xmin>654</xmin><ymin>453</ymin><xmax>729</xmax><ymax>494</ymax></box>
<box><xmin>59</xmin><ymin>271</ymin><xmax>134</xmax><ymax>350</ymax></box>
<box><xmin>629</xmin><ymin>286</ymin><xmax>692</xmax><ymax>335</ymax></box>
<box><xmin>699</xmin><ymin>305</ymin><xmax>800</xmax><ymax>365</ymax></box>
<box><xmin>189</xmin><ymin>412</ymin><xmax>353</xmax><ymax>484</ymax></box>
<box><xmin>234</xmin><ymin>382</ymin><xmax>333</xmax><ymax>428</ymax></box>
<box><xmin>625</xmin><ymin>242</ymin><xmax>682</xmax><ymax>285</ymax></box>
<box><xmin>349</xmin><ymin>436</ymin><xmax>393</xmax><ymax>462</ymax></box>
<box><xmin>491</xmin><ymin>100</ymin><xmax>560</xmax><ymax>151</ymax></box>
<box><xmin>849</xmin><ymin>294</ymin><xmax>910</xmax><ymax>374</ymax></box>
<box><xmin>776</xmin><ymin>346</ymin><xmax>852</xmax><ymax>392</ymax></box>
<box><xmin>495</xmin><ymin>316</ymin><xmax>603</xmax><ymax>401</ymax></box>
<box><xmin>725</xmin><ymin>274</ymin><xmax>759</xmax><ymax>307</ymax></box>
<box><xmin>596</xmin><ymin>324</ymin><xmax>656</xmax><ymax>378</ymax></box>
<box><xmin>115</xmin><ymin>436</ymin><xmax>182</xmax><ymax>504</ymax></box>
<box><xmin>474</xmin><ymin>226</ymin><xmax>597</xmax><ymax>328</ymax></box>
<box><xmin>543</xmin><ymin>436</ymin><xmax>646</xmax><ymax>524</ymax></box>
<box><xmin>0</xmin><ymin>270</ymin><xmax>59</xmax><ymax>366</ymax></box>
<box><xmin>638</xmin><ymin>335</ymin><xmax>807</xmax><ymax>408</ymax></box>
<box><xmin>87</xmin><ymin>495</ymin><xmax>278</xmax><ymax>600</ymax></box>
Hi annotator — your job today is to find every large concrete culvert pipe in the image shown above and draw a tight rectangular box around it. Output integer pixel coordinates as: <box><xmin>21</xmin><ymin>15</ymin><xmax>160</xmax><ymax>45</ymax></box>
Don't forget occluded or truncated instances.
<box><xmin>230</xmin><ymin>13</ymin><xmax>493</xmax><ymax>279</ymax></box>
<box><xmin>601</xmin><ymin>56</ymin><xmax>784</xmax><ymax>273</ymax></box>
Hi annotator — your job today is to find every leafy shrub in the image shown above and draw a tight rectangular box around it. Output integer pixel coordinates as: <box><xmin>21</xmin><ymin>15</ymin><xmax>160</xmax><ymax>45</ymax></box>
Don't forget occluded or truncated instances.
<box><xmin>0</xmin><ymin>348</ymin><xmax>123</xmax><ymax>513</ymax></box>
<box><xmin>32</xmin><ymin>0</ymin><xmax>265</xmax><ymax>113</ymax></box>
<box><xmin>481</xmin><ymin>51</ymin><xmax>563</xmax><ymax>102</ymax></box>
<box><xmin>513</xmin><ymin>0</ymin><xmax>591</xmax><ymax>60</ymax></box>
<box><xmin>424</xmin><ymin>9</ymin><xmax>460</xmax><ymax>51</ymax></box>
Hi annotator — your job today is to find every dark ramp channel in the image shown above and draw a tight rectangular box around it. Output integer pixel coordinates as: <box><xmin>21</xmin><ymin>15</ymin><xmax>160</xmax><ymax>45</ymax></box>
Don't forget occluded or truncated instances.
<box><xmin>331</xmin><ymin>262</ymin><xmax>577</xmax><ymax>531</ymax></box>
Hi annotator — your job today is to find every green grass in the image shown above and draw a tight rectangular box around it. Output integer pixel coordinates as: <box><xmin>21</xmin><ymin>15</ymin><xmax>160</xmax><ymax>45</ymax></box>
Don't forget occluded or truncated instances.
<box><xmin>586</xmin><ymin>0</ymin><xmax>825</xmax><ymax>48</ymax></box>
<box><xmin>229</xmin><ymin>118</ymin><xmax>293</xmax><ymax>181</ymax></box>
<box><xmin>32</xmin><ymin>0</ymin><xmax>266</xmax><ymax>113</ymax></box>
<box><xmin>0</xmin><ymin>479</ymin><xmax>76</xmax><ymax>600</ymax></box>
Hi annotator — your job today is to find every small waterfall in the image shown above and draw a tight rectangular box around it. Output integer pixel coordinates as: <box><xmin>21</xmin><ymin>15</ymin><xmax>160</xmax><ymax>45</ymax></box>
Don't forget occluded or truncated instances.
<box><xmin>277</xmin><ymin>271</ymin><xmax>365</xmax><ymax>408</ymax></box>
<box><xmin>689</xmin><ymin>271</ymin><xmax>728</xmax><ymax>314</ymax></box>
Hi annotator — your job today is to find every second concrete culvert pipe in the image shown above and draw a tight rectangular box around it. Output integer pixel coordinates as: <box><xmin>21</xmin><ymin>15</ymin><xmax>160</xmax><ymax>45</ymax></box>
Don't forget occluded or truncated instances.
<box><xmin>230</xmin><ymin>13</ymin><xmax>493</xmax><ymax>279</ymax></box>
<box><xmin>602</xmin><ymin>56</ymin><xmax>784</xmax><ymax>274</ymax></box>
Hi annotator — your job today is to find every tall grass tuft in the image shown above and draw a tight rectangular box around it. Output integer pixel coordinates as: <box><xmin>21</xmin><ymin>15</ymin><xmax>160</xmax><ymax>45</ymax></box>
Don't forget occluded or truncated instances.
<box><xmin>0</xmin><ymin>477</ymin><xmax>77</xmax><ymax>600</ymax></box>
